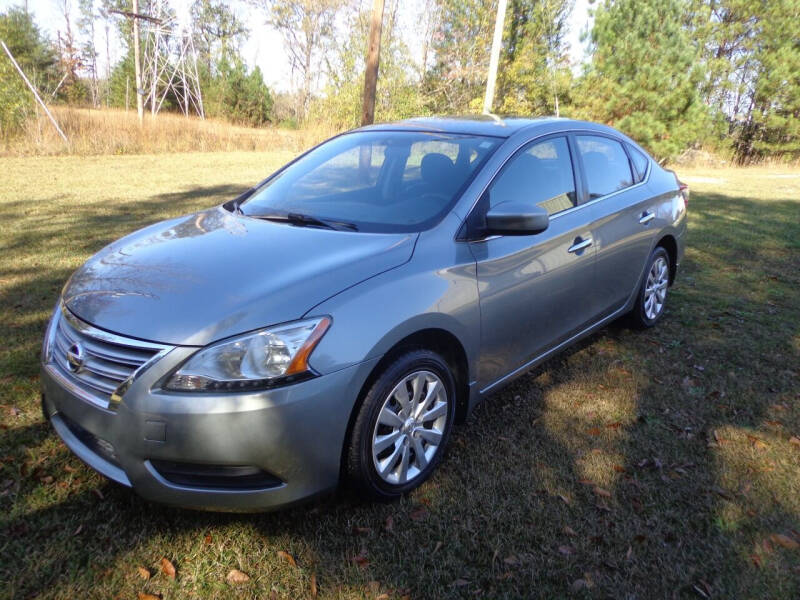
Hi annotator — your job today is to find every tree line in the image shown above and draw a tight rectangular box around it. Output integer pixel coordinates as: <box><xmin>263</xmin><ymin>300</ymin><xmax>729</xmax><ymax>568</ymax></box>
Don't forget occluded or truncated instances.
<box><xmin>1</xmin><ymin>0</ymin><xmax>798</xmax><ymax>163</ymax></box>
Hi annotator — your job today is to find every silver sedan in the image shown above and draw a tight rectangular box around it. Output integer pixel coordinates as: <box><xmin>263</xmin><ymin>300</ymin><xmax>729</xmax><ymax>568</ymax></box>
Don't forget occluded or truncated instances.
<box><xmin>41</xmin><ymin>117</ymin><xmax>687</xmax><ymax>510</ymax></box>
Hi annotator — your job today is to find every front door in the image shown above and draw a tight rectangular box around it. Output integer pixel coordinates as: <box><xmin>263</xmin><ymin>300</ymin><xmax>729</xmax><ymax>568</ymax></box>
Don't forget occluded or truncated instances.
<box><xmin>468</xmin><ymin>136</ymin><xmax>597</xmax><ymax>389</ymax></box>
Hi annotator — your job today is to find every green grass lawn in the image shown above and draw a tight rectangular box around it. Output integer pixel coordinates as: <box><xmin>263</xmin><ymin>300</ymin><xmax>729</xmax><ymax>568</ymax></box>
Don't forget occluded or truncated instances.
<box><xmin>1</xmin><ymin>155</ymin><xmax>799</xmax><ymax>599</ymax></box>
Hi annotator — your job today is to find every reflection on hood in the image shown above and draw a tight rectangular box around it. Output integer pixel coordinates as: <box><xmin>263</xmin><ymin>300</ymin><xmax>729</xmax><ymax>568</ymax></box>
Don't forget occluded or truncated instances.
<box><xmin>65</xmin><ymin>207</ymin><xmax>416</xmax><ymax>345</ymax></box>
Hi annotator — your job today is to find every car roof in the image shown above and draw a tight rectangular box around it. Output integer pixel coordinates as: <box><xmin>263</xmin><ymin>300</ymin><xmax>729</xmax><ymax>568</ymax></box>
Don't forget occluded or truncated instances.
<box><xmin>356</xmin><ymin>115</ymin><xmax>620</xmax><ymax>139</ymax></box>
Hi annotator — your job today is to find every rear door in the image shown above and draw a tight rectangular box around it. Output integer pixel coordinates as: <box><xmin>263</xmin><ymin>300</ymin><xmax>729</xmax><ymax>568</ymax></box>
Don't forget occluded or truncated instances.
<box><xmin>468</xmin><ymin>135</ymin><xmax>596</xmax><ymax>388</ymax></box>
<box><xmin>573</xmin><ymin>135</ymin><xmax>659</xmax><ymax>319</ymax></box>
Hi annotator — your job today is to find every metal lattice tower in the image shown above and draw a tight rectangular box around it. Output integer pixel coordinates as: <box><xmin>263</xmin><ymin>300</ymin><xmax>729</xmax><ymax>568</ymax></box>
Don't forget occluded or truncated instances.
<box><xmin>140</xmin><ymin>0</ymin><xmax>204</xmax><ymax>118</ymax></box>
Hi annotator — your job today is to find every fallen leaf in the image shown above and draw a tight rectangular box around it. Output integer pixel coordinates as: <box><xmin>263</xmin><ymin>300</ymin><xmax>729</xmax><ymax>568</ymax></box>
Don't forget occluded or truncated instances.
<box><xmin>789</xmin><ymin>436</ymin><xmax>800</xmax><ymax>447</ymax></box>
<box><xmin>136</xmin><ymin>566</ymin><xmax>150</xmax><ymax>580</ymax></box>
<box><xmin>226</xmin><ymin>569</ymin><xmax>250</xmax><ymax>584</ymax></box>
<box><xmin>452</xmin><ymin>578</ymin><xmax>470</xmax><ymax>587</ymax></box>
<box><xmin>563</xmin><ymin>526</ymin><xmax>578</xmax><ymax>537</ymax></box>
<box><xmin>92</xmin><ymin>488</ymin><xmax>104</xmax><ymax>500</ymax></box>
<box><xmin>503</xmin><ymin>555</ymin><xmax>520</xmax><ymax>566</ymax></box>
<box><xmin>137</xmin><ymin>594</ymin><xmax>161</xmax><ymax>600</ymax></box>
<box><xmin>352</xmin><ymin>551</ymin><xmax>369</xmax><ymax>568</ymax></box>
<box><xmin>593</xmin><ymin>486</ymin><xmax>612</xmax><ymax>498</ymax></box>
<box><xmin>586</xmin><ymin>427</ymin><xmax>602</xmax><ymax>436</ymax></box>
<box><xmin>63</xmin><ymin>465</ymin><xmax>77</xmax><ymax>473</ymax></box>
<box><xmin>557</xmin><ymin>494</ymin><xmax>571</xmax><ymax>505</ymax></box>
<box><xmin>384</xmin><ymin>515</ymin><xmax>394</xmax><ymax>533</ymax></box>
<box><xmin>558</xmin><ymin>545</ymin><xmax>574</xmax><ymax>556</ymax></box>
<box><xmin>310</xmin><ymin>572</ymin><xmax>317</xmax><ymax>597</ymax></box>
<box><xmin>40</xmin><ymin>475</ymin><xmax>53</xmax><ymax>484</ymax></box>
<box><xmin>606</xmin><ymin>421</ymin><xmax>622</xmax><ymax>429</ymax></box>
<box><xmin>578</xmin><ymin>478</ymin><xmax>594</xmax><ymax>486</ymax></box>
<box><xmin>432</xmin><ymin>541</ymin><xmax>442</xmax><ymax>555</ymax></box>
<box><xmin>765</xmin><ymin>420</ymin><xmax>782</xmax><ymax>427</ymax></box>
<box><xmin>750</xmin><ymin>554</ymin><xmax>762</xmax><ymax>568</ymax></box>
<box><xmin>73</xmin><ymin>524</ymin><xmax>83</xmax><ymax>536</ymax></box>
<box><xmin>203</xmin><ymin>533</ymin><xmax>212</xmax><ymax>545</ymax></box>
<box><xmin>770</xmin><ymin>534</ymin><xmax>799</xmax><ymax>550</ymax></box>
<box><xmin>160</xmin><ymin>557</ymin><xmax>176</xmax><ymax>579</ymax></box>
<box><xmin>376</xmin><ymin>594</ymin><xmax>390</xmax><ymax>600</ymax></box>
<box><xmin>613</xmin><ymin>465</ymin><xmax>627</xmax><ymax>473</ymax></box>
<box><xmin>409</xmin><ymin>507</ymin><xmax>428</xmax><ymax>521</ymax></box>
<box><xmin>277</xmin><ymin>550</ymin><xmax>297</xmax><ymax>567</ymax></box>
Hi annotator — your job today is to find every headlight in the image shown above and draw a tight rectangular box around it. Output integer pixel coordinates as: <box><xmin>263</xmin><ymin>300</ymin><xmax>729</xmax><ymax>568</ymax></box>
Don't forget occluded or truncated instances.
<box><xmin>163</xmin><ymin>317</ymin><xmax>330</xmax><ymax>392</ymax></box>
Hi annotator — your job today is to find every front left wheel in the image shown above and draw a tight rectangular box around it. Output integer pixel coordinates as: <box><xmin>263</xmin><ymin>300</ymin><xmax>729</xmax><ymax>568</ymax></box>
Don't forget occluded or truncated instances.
<box><xmin>345</xmin><ymin>349</ymin><xmax>456</xmax><ymax>501</ymax></box>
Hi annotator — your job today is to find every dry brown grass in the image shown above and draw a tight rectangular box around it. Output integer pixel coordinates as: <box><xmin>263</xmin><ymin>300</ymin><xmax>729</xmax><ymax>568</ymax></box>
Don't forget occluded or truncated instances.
<box><xmin>0</xmin><ymin>106</ymin><xmax>336</xmax><ymax>156</ymax></box>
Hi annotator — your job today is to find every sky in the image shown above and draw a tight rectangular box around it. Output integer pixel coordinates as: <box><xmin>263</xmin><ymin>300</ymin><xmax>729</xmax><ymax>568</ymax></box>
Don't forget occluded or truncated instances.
<box><xmin>1</xmin><ymin>0</ymin><xmax>593</xmax><ymax>92</ymax></box>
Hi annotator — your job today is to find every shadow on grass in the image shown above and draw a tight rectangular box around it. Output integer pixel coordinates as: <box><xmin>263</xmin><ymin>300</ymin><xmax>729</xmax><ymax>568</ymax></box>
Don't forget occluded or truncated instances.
<box><xmin>1</xmin><ymin>188</ymin><xmax>798</xmax><ymax>598</ymax></box>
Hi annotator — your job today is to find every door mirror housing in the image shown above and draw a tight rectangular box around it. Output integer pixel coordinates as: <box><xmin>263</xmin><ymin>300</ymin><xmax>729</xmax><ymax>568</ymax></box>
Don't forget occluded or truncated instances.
<box><xmin>484</xmin><ymin>202</ymin><xmax>549</xmax><ymax>236</ymax></box>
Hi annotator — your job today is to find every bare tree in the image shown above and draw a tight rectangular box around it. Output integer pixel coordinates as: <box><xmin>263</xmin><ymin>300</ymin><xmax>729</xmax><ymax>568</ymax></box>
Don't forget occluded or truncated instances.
<box><xmin>249</xmin><ymin>0</ymin><xmax>346</xmax><ymax>121</ymax></box>
<box><xmin>54</xmin><ymin>0</ymin><xmax>84</xmax><ymax>103</ymax></box>
<box><xmin>77</xmin><ymin>0</ymin><xmax>98</xmax><ymax>106</ymax></box>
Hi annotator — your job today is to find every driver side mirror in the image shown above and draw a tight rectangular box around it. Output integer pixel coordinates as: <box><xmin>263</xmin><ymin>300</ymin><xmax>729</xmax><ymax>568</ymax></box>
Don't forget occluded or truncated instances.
<box><xmin>485</xmin><ymin>202</ymin><xmax>550</xmax><ymax>236</ymax></box>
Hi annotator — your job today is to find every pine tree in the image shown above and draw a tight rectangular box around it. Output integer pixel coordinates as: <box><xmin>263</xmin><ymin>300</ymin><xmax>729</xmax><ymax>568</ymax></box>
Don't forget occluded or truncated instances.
<box><xmin>731</xmin><ymin>0</ymin><xmax>800</xmax><ymax>163</ymax></box>
<box><xmin>578</xmin><ymin>0</ymin><xmax>712</xmax><ymax>160</ymax></box>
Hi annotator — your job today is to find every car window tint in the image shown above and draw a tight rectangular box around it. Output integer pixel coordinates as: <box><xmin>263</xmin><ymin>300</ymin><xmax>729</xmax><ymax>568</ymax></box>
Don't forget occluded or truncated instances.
<box><xmin>403</xmin><ymin>140</ymin><xmax>462</xmax><ymax>182</ymax></box>
<box><xmin>576</xmin><ymin>136</ymin><xmax>633</xmax><ymax>198</ymax></box>
<box><xmin>242</xmin><ymin>131</ymin><xmax>502</xmax><ymax>233</ymax></box>
<box><xmin>489</xmin><ymin>137</ymin><xmax>577</xmax><ymax>216</ymax></box>
<box><xmin>289</xmin><ymin>145</ymin><xmax>386</xmax><ymax>201</ymax></box>
<box><xmin>627</xmin><ymin>144</ymin><xmax>650</xmax><ymax>182</ymax></box>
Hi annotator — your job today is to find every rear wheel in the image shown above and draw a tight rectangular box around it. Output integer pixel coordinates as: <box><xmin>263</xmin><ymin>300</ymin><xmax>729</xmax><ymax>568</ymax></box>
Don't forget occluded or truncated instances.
<box><xmin>628</xmin><ymin>247</ymin><xmax>670</xmax><ymax>328</ymax></box>
<box><xmin>346</xmin><ymin>349</ymin><xmax>456</xmax><ymax>500</ymax></box>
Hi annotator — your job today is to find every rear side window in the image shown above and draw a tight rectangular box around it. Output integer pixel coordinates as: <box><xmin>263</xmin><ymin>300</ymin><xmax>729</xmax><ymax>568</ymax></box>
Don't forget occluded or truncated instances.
<box><xmin>489</xmin><ymin>136</ymin><xmax>577</xmax><ymax>216</ymax></box>
<box><xmin>627</xmin><ymin>144</ymin><xmax>650</xmax><ymax>182</ymax></box>
<box><xmin>576</xmin><ymin>135</ymin><xmax>633</xmax><ymax>199</ymax></box>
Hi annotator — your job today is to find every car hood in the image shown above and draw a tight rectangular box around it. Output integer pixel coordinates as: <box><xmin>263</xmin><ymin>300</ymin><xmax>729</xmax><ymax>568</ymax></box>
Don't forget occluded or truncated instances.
<box><xmin>63</xmin><ymin>207</ymin><xmax>416</xmax><ymax>345</ymax></box>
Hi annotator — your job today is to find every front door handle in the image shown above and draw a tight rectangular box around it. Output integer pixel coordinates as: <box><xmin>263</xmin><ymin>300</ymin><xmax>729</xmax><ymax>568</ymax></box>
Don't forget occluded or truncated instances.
<box><xmin>639</xmin><ymin>211</ymin><xmax>655</xmax><ymax>225</ymax></box>
<box><xmin>568</xmin><ymin>237</ymin><xmax>593</xmax><ymax>253</ymax></box>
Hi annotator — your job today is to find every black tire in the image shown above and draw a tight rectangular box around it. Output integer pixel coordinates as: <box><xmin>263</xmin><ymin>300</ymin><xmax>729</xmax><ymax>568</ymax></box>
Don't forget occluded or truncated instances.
<box><xmin>628</xmin><ymin>246</ymin><xmax>671</xmax><ymax>329</ymax></box>
<box><xmin>346</xmin><ymin>349</ymin><xmax>457</xmax><ymax>501</ymax></box>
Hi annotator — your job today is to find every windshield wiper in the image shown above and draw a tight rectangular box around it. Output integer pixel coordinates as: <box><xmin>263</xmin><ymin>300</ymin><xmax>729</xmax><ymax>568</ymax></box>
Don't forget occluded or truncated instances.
<box><xmin>252</xmin><ymin>212</ymin><xmax>358</xmax><ymax>232</ymax></box>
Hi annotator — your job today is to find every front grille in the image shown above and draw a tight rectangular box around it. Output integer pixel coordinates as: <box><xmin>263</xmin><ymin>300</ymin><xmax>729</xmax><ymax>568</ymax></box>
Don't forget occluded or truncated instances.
<box><xmin>50</xmin><ymin>307</ymin><xmax>167</xmax><ymax>407</ymax></box>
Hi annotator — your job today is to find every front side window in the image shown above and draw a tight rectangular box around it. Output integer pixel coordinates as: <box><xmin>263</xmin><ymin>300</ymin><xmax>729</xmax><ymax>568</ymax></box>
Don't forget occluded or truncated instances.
<box><xmin>576</xmin><ymin>135</ymin><xmax>633</xmax><ymax>199</ymax></box>
<box><xmin>240</xmin><ymin>131</ymin><xmax>502</xmax><ymax>233</ymax></box>
<box><xmin>488</xmin><ymin>136</ymin><xmax>577</xmax><ymax>216</ymax></box>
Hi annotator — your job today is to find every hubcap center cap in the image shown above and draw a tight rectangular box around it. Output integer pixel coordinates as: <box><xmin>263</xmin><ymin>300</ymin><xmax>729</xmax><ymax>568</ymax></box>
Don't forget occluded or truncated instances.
<box><xmin>401</xmin><ymin>418</ymin><xmax>416</xmax><ymax>435</ymax></box>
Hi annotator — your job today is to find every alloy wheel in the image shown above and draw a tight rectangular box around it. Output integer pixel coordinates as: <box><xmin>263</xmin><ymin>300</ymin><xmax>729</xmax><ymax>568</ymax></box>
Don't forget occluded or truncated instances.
<box><xmin>371</xmin><ymin>370</ymin><xmax>448</xmax><ymax>485</ymax></box>
<box><xmin>644</xmin><ymin>256</ymin><xmax>669</xmax><ymax>320</ymax></box>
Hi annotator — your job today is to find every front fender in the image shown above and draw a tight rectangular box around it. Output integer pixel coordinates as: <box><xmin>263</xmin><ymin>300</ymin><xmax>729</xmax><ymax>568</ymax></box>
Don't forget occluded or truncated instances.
<box><xmin>304</xmin><ymin>217</ymin><xmax>480</xmax><ymax>386</ymax></box>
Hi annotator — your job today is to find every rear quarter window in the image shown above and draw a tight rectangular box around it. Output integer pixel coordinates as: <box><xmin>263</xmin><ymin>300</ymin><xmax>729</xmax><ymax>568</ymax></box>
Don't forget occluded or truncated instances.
<box><xmin>627</xmin><ymin>144</ymin><xmax>650</xmax><ymax>182</ymax></box>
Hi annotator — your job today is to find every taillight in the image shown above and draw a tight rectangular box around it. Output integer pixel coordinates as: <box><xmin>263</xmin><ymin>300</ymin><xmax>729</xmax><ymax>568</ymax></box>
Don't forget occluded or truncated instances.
<box><xmin>678</xmin><ymin>181</ymin><xmax>689</xmax><ymax>208</ymax></box>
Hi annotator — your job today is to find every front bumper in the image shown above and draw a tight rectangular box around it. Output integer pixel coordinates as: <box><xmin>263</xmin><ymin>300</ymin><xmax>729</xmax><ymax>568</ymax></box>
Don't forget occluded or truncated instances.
<box><xmin>41</xmin><ymin>336</ymin><xmax>378</xmax><ymax>511</ymax></box>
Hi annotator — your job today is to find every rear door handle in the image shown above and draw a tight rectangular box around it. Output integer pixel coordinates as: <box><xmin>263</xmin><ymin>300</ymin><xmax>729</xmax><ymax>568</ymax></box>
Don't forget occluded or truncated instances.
<box><xmin>639</xmin><ymin>211</ymin><xmax>655</xmax><ymax>225</ymax></box>
<box><xmin>568</xmin><ymin>237</ymin><xmax>593</xmax><ymax>253</ymax></box>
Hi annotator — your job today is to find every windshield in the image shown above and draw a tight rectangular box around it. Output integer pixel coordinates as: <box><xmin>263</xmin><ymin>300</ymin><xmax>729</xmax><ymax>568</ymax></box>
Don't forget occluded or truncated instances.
<box><xmin>239</xmin><ymin>130</ymin><xmax>502</xmax><ymax>233</ymax></box>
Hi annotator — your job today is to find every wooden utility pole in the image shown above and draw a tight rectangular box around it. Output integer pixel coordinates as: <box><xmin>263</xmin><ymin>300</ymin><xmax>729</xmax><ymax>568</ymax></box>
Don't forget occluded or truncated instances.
<box><xmin>132</xmin><ymin>0</ymin><xmax>143</xmax><ymax>126</ymax></box>
<box><xmin>483</xmin><ymin>0</ymin><xmax>507</xmax><ymax>115</ymax></box>
<box><xmin>360</xmin><ymin>0</ymin><xmax>385</xmax><ymax>126</ymax></box>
